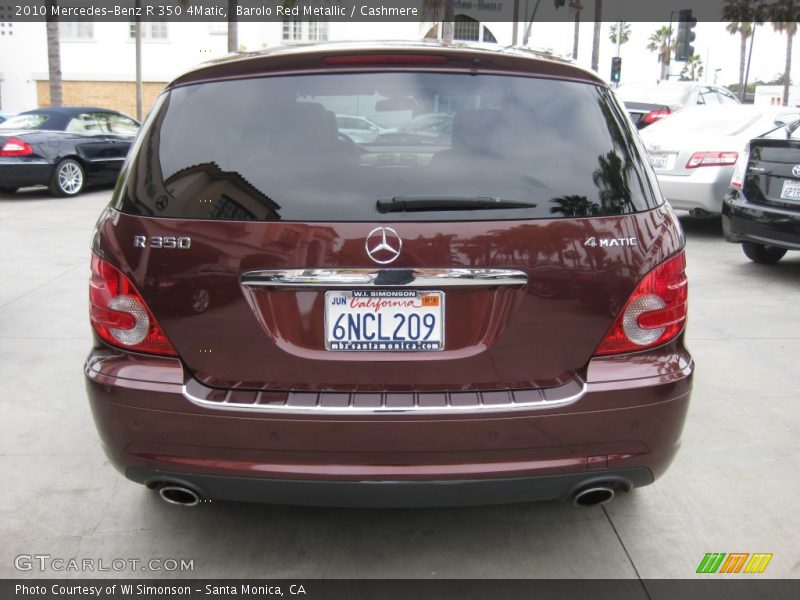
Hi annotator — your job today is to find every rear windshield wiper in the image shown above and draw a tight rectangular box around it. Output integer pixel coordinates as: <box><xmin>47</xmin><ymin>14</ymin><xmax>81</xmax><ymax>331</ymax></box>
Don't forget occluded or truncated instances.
<box><xmin>377</xmin><ymin>196</ymin><xmax>537</xmax><ymax>213</ymax></box>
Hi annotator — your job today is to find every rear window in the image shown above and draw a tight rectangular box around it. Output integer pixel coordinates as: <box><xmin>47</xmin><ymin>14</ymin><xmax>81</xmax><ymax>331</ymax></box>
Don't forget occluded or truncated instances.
<box><xmin>0</xmin><ymin>114</ymin><xmax>49</xmax><ymax>130</ymax></box>
<box><xmin>117</xmin><ymin>72</ymin><xmax>658</xmax><ymax>222</ymax></box>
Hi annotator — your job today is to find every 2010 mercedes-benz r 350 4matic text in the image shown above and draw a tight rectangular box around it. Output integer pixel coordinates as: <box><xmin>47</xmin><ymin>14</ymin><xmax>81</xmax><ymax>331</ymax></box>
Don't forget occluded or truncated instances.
<box><xmin>85</xmin><ymin>43</ymin><xmax>693</xmax><ymax>508</ymax></box>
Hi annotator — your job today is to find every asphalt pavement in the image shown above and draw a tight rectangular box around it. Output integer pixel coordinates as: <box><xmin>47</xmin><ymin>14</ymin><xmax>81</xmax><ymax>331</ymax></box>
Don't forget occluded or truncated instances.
<box><xmin>1</xmin><ymin>187</ymin><xmax>798</xmax><ymax>579</ymax></box>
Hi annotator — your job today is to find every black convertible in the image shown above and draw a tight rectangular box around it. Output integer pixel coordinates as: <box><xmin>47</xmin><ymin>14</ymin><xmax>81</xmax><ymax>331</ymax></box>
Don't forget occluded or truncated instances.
<box><xmin>0</xmin><ymin>107</ymin><xmax>139</xmax><ymax>197</ymax></box>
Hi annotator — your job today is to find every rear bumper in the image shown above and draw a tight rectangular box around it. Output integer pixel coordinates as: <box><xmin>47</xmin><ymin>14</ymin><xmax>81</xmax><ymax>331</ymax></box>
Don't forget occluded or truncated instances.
<box><xmin>127</xmin><ymin>467</ymin><xmax>653</xmax><ymax>508</ymax></box>
<box><xmin>85</xmin><ymin>341</ymin><xmax>693</xmax><ymax>507</ymax></box>
<box><xmin>0</xmin><ymin>158</ymin><xmax>53</xmax><ymax>187</ymax></box>
<box><xmin>656</xmin><ymin>166</ymin><xmax>732</xmax><ymax>215</ymax></box>
<box><xmin>722</xmin><ymin>191</ymin><xmax>800</xmax><ymax>250</ymax></box>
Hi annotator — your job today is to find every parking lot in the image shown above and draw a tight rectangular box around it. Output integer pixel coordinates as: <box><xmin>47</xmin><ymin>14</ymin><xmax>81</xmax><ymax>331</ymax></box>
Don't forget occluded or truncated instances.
<box><xmin>1</xmin><ymin>186</ymin><xmax>798</xmax><ymax>580</ymax></box>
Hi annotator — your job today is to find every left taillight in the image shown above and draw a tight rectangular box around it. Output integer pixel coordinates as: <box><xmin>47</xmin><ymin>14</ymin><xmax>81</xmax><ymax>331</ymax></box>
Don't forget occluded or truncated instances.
<box><xmin>0</xmin><ymin>137</ymin><xmax>33</xmax><ymax>157</ymax></box>
<box><xmin>89</xmin><ymin>255</ymin><xmax>177</xmax><ymax>356</ymax></box>
<box><xmin>685</xmin><ymin>151</ymin><xmax>738</xmax><ymax>169</ymax></box>
<box><xmin>594</xmin><ymin>252</ymin><xmax>688</xmax><ymax>356</ymax></box>
<box><xmin>729</xmin><ymin>143</ymin><xmax>750</xmax><ymax>189</ymax></box>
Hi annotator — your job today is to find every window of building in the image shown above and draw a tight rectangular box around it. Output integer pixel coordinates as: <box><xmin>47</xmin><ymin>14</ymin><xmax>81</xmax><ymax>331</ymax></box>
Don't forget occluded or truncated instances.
<box><xmin>129</xmin><ymin>22</ymin><xmax>168</xmax><ymax>40</ymax></box>
<box><xmin>424</xmin><ymin>16</ymin><xmax>497</xmax><ymax>44</ymax></box>
<box><xmin>453</xmin><ymin>17</ymin><xmax>480</xmax><ymax>42</ymax></box>
<box><xmin>282</xmin><ymin>18</ymin><xmax>328</xmax><ymax>42</ymax></box>
<box><xmin>209</xmin><ymin>22</ymin><xmax>227</xmax><ymax>36</ymax></box>
<box><xmin>60</xmin><ymin>22</ymin><xmax>94</xmax><ymax>40</ymax></box>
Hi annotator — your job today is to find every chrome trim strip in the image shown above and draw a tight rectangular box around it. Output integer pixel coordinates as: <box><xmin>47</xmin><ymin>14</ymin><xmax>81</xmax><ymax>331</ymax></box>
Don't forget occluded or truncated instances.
<box><xmin>181</xmin><ymin>383</ymin><xmax>586</xmax><ymax>415</ymax></box>
<box><xmin>89</xmin><ymin>157</ymin><xmax>126</xmax><ymax>162</ymax></box>
<box><xmin>0</xmin><ymin>159</ymin><xmax>50</xmax><ymax>165</ymax></box>
<box><xmin>240</xmin><ymin>268</ymin><xmax>528</xmax><ymax>288</ymax></box>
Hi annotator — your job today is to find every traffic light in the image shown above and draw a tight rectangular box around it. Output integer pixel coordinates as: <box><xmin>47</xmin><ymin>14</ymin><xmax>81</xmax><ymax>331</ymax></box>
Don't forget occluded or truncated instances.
<box><xmin>675</xmin><ymin>9</ymin><xmax>697</xmax><ymax>62</ymax></box>
<box><xmin>610</xmin><ymin>57</ymin><xmax>622</xmax><ymax>84</ymax></box>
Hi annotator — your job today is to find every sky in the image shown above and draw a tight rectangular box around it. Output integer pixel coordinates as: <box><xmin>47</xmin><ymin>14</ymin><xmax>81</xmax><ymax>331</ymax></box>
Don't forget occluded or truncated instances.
<box><xmin>523</xmin><ymin>20</ymin><xmax>795</xmax><ymax>87</ymax></box>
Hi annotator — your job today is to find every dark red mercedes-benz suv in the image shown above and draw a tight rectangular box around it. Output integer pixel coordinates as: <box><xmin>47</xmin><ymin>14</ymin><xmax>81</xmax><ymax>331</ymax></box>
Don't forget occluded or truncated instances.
<box><xmin>85</xmin><ymin>43</ymin><xmax>692</xmax><ymax>508</ymax></box>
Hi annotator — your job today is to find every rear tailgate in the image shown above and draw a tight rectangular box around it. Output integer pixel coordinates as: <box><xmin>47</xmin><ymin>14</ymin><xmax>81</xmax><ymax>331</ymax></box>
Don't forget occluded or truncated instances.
<box><xmin>746</xmin><ymin>138</ymin><xmax>800</xmax><ymax>210</ymax></box>
<box><xmin>96</xmin><ymin>63</ymin><xmax>677</xmax><ymax>392</ymax></box>
<box><xmin>96</xmin><ymin>210</ymin><xmax>681</xmax><ymax>391</ymax></box>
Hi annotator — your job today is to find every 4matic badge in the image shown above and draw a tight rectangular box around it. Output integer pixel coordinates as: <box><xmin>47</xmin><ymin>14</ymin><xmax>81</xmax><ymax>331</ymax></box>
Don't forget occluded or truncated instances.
<box><xmin>584</xmin><ymin>237</ymin><xmax>637</xmax><ymax>248</ymax></box>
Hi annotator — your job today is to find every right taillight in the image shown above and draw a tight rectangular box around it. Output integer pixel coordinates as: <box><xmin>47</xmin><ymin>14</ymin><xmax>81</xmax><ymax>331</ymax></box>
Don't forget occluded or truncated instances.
<box><xmin>685</xmin><ymin>151</ymin><xmax>738</xmax><ymax>169</ymax></box>
<box><xmin>89</xmin><ymin>255</ymin><xmax>177</xmax><ymax>356</ymax></box>
<box><xmin>594</xmin><ymin>252</ymin><xmax>688</xmax><ymax>356</ymax></box>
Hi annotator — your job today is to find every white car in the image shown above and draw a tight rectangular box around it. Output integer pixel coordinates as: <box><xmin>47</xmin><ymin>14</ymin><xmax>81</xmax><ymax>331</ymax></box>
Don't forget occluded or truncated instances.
<box><xmin>640</xmin><ymin>105</ymin><xmax>800</xmax><ymax>216</ymax></box>
<box><xmin>617</xmin><ymin>81</ymin><xmax>740</xmax><ymax>129</ymax></box>
<box><xmin>335</xmin><ymin>115</ymin><xmax>393</xmax><ymax>144</ymax></box>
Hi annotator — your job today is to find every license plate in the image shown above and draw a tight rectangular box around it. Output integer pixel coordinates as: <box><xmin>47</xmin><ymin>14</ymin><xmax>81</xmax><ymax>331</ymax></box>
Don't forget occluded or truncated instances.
<box><xmin>649</xmin><ymin>152</ymin><xmax>675</xmax><ymax>170</ymax></box>
<box><xmin>325</xmin><ymin>290</ymin><xmax>444</xmax><ymax>351</ymax></box>
<box><xmin>780</xmin><ymin>179</ymin><xmax>800</xmax><ymax>202</ymax></box>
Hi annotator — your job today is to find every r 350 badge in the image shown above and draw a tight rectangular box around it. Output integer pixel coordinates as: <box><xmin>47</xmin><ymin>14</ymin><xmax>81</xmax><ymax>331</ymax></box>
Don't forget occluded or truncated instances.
<box><xmin>134</xmin><ymin>236</ymin><xmax>192</xmax><ymax>249</ymax></box>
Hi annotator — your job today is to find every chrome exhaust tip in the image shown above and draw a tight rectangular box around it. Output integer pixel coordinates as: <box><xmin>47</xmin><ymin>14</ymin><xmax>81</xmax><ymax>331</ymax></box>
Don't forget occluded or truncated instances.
<box><xmin>158</xmin><ymin>485</ymin><xmax>202</xmax><ymax>507</ymax></box>
<box><xmin>572</xmin><ymin>486</ymin><xmax>615</xmax><ymax>507</ymax></box>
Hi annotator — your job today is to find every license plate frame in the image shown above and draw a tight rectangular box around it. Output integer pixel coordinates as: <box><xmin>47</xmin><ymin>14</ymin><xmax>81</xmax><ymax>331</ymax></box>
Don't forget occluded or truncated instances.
<box><xmin>324</xmin><ymin>290</ymin><xmax>445</xmax><ymax>352</ymax></box>
<box><xmin>649</xmin><ymin>152</ymin><xmax>676</xmax><ymax>170</ymax></box>
<box><xmin>780</xmin><ymin>179</ymin><xmax>800</xmax><ymax>202</ymax></box>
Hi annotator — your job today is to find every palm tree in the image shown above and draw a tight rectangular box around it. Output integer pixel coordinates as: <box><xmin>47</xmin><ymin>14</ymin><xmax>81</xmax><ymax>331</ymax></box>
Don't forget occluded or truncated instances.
<box><xmin>45</xmin><ymin>0</ymin><xmax>62</xmax><ymax>107</ymax></box>
<box><xmin>609</xmin><ymin>21</ymin><xmax>631</xmax><ymax>57</ymax></box>
<box><xmin>722</xmin><ymin>0</ymin><xmax>764</xmax><ymax>93</ymax></box>
<box><xmin>769</xmin><ymin>0</ymin><xmax>800</xmax><ymax>106</ymax></box>
<box><xmin>647</xmin><ymin>26</ymin><xmax>674</xmax><ymax>81</ymax></box>
<box><xmin>681</xmin><ymin>54</ymin><xmax>705</xmax><ymax>81</ymax></box>
<box><xmin>134</xmin><ymin>0</ymin><xmax>142</xmax><ymax>120</ymax></box>
<box><xmin>571</xmin><ymin>1</ymin><xmax>582</xmax><ymax>59</ymax></box>
<box><xmin>227</xmin><ymin>0</ymin><xmax>239</xmax><ymax>53</ymax></box>
<box><xmin>421</xmin><ymin>0</ymin><xmax>455</xmax><ymax>44</ymax></box>
<box><xmin>591</xmin><ymin>0</ymin><xmax>603</xmax><ymax>72</ymax></box>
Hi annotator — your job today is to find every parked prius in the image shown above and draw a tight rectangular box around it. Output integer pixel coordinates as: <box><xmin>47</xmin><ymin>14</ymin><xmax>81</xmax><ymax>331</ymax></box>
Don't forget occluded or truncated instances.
<box><xmin>723</xmin><ymin>118</ymin><xmax>800</xmax><ymax>263</ymax></box>
<box><xmin>617</xmin><ymin>81</ymin><xmax>740</xmax><ymax>129</ymax></box>
<box><xmin>0</xmin><ymin>107</ymin><xmax>139</xmax><ymax>196</ymax></box>
<box><xmin>85</xmin><ymin>43</ymin><xmax>693</xmax><ymax>508</ymax></box>
<box><xmin>640</xmin><ymin>105</ymin><xmax>800</xmax><ymax>217</ymax></box>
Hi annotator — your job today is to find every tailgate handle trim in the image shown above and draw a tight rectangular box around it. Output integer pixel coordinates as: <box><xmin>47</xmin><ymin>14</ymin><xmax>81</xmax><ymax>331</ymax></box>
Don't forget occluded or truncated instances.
<box><xmin>240</xmin><ymin>268</ymin><xmax>528</xmax><ymax>288</ymax></box>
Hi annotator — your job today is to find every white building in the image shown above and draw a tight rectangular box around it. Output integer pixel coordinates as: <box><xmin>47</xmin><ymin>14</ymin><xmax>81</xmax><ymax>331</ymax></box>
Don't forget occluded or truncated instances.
<box><xmin>0</xmin><ymin>15</ymin><xmax>516</xmax><ymax>117</ymax></box>
<box><xmin>753</xmin><ymin>85</ymin><xmax>800</xmax><ymax>108</ymax></box>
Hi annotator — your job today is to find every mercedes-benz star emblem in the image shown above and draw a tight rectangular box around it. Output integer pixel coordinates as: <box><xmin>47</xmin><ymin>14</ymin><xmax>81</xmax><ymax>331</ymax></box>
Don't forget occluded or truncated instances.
<box><xmin>792</xmin><ymin>165</ymin><xmax>800</xmax><ymax>178</ymax></box>
<box><xmin>365</xmin><ymin>226</ymin><xmax>402</xmax><ymax>265</ymax></box>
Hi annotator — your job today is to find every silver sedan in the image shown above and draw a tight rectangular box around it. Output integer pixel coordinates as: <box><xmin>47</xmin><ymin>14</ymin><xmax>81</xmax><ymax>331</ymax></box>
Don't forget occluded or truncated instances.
<box><xmin>640</xmin><ymin>105</ymin><xmax>799</xmax><ymax>216</ymax></box>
